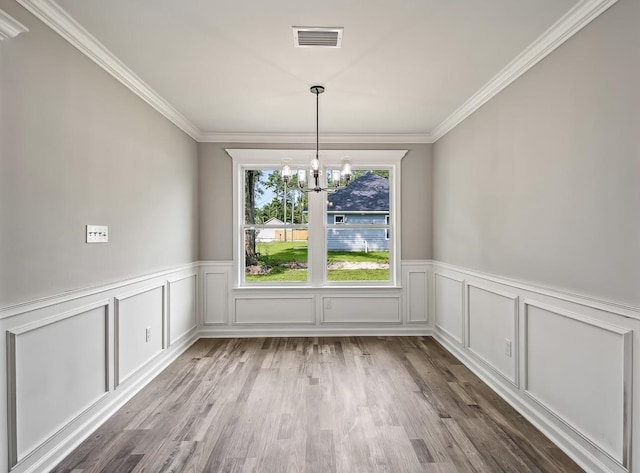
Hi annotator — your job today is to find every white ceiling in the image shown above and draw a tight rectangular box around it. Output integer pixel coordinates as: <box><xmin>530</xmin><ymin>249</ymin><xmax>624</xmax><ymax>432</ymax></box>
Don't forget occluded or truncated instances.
<box><xmin>54</xmin><ymin>0</ymin><xmax>579</xmax><ymax>137</ymax></box>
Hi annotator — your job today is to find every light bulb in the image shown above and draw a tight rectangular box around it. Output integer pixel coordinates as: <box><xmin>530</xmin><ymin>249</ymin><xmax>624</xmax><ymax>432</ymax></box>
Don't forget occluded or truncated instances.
<box><xmin>341</xmin><ymin>157</ymin><xmax>352</xmax><ymax>184</ymax></box>
<box><xmin>281</xmin><ymin>159</ymin><xmax>293</xmax><ymax>184</ymax></box>
<box><xmin>332</xmin><ymin>169</ymin><xmax>341</xmax><ymax>187</ymax></box>
<box><xmin>311</xmin><ymin>158</ymin><xmax>320</xmax><ymax>171</ymax></box>
<box><xmin>298</xmin><ymin>169</ymin><xmax>306</xmax><ymax>188</ymax></box>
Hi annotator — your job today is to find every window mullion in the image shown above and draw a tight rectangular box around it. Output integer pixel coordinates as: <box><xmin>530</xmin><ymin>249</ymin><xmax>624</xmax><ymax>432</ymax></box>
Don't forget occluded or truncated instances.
<box><xmin>307</xmin><ymin>190</ymin><xmax>324</xmax><ymax>287</ymax></box>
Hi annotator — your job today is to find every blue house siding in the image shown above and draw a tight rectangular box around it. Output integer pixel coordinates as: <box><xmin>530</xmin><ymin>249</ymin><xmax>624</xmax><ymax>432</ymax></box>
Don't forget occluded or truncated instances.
<box><xmin>327</xmin><ymin>213</ymin><xmax>389</xmax><ymax>251</ymax></box>
<box><xmin>325</xmin><ymin>172</ymin><xmax>391</xmax><ymax>252</ymax></box>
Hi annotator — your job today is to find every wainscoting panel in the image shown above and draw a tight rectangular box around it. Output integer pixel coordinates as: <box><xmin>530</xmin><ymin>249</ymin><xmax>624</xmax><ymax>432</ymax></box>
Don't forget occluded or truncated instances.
<box><xmin>431</xmin><ymin>261</ymin><xmax>639</xmax><ymax>473</ymax></box>
<box><xmin>204</xmin><ymin>271</ymin><xmax>229</xmax><ymax>325</ymax></box>
<box><xmin>524</xmin><ymin>301</ymin><xmax>632</xmax><ymax>467</ymax></box>
<box><xmin>0</xmin><ymin>263</ymin><xmax>199</xmax><ymax>473</ymax></box>
<box><xmin>114</xmin><ymin>285</ymin><xmax>165</xmax><ymax>387</ymax></box>
<box><xmin>168</xmin><ymin>274</ymin><xmax>197</xmax><ymax>344</ymax></box>
<box><xmin>7</xmin><ymin>301</ymin><xmax>109</xmax><ymax>466</ymax></box>
<box><xmin>406</xmin><ymin>270</ymin><xmax>428</xmax><ymax>323</ymax></box>
<box><xmin>234</xmin><ymin>296</ymin><xmax>315</xmax><ymax>324</ymax></box>
<box><xmin>466</xmin><ymin>283</ymin><xmax>518</xmax><ymax>385</ymax></box>
<box><xmin>434</xmin><ymin>272</ymin><xmax>464</xmax><ymax>344</ymax></box>
<box><xmin>321</xmin><ymin>296</ymin><xmax>401</xmax><ymax>323</ymax></box>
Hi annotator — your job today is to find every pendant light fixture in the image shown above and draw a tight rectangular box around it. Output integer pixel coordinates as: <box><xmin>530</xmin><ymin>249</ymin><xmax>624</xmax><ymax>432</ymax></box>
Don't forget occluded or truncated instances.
<box><xmin>282</xmin><ymin>85</ymin><xmax>352</xmax><ymax>192</ymax></box>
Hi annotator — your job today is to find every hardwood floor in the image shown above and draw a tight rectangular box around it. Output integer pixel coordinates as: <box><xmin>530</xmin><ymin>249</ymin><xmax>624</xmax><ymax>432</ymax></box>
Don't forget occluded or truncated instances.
<box><xmin>51</xmin><ymin>337</ymin><xmax>583</xmax><ymax>473</ymax></box>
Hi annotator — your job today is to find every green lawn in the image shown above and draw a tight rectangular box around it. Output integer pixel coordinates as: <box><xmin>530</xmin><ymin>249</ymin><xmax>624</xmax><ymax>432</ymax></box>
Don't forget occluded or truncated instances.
<box><xmin>328</xmin><ymin>269</ymin><xmax>389</xmax><ymax>281</ymax></box>
<box><xmin>246</xmin><ymin>269</ymin><xmax>308</xmax><ymax>282</ymax></box>
<box><xmin>248</xmin><ymin>241</ymin><xmax>389</xmax><ymax>282</ymax></box>
<box><xmin>327</xmin><ymin>250</ymin><xmax>389</xmax><ymax>264</ymax></box>
<box><xmin>256</xmin><ymin>241</ymin><xmax>307</xmax><ymax>265</ymax></box>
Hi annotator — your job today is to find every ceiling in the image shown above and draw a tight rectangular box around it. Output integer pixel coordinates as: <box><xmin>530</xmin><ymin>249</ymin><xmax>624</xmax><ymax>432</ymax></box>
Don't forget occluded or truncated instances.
<box><xmin>50</xmin><ymin>0</ymin><xmax>582</xmax><ymax>139</ymax></box>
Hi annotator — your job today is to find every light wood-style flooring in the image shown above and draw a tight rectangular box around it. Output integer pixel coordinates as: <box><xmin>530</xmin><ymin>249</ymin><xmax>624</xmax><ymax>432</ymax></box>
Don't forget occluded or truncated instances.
<box><xmin>52</xmin><ymin>337</ymin><xmax>583</xmax><ymax>473</ymax></box>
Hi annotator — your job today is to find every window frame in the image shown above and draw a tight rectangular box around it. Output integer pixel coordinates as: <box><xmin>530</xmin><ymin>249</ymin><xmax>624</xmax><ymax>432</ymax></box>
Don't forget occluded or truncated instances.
<box><xmin>229</xmin><ymin>149</ymin><xmax>406</xmax><ymax>289</ymax></box>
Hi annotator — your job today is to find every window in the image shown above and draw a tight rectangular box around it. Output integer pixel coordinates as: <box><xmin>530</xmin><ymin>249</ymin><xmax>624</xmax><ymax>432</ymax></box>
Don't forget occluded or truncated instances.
<box><xmin>326</xmin><ymin>170</ymin><xmax>391</xmax><ymax>282</ymax></box>
<box><xmin>230</xmin><ymin>149</ymin><xmax>405</xmax><ymax>287</ymax></box>
<box><xmin>241</xmin><ymin>168</ymin><xmax>308</xmax><ymax>283</ymax></box>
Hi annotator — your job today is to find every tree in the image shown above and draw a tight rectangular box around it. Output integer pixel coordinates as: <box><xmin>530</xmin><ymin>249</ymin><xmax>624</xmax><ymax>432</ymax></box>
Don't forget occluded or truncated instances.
<box><xmin>244</xmin><ymin>170</ymin><xmax>263</xmax><ymax>266</ymax></box>
<box><xmin>260</xmin><ymin>171</ymin><xmax>308</xmax><ymax>224</ymax></box>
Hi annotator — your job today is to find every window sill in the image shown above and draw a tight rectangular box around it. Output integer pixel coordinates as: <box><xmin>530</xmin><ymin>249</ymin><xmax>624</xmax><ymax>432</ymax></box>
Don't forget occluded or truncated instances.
<box><xmin>233</xmin><ymin>285</ymin><xmax>402</xmax><ymax>292</ymax></box>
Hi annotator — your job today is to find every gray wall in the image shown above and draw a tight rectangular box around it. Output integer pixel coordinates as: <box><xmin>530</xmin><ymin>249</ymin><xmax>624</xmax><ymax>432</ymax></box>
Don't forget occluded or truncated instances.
<box><xmin>433</xmin><ymin>0</ymin><xmax>640</xmax><ymax>306</ymax></box>
<box><xmin>199</xmin><ymin>143</ymin><xmax>433</xmax><ymax>261</ymax></box>
<box><xmin>0</xmin><ymin>0</ymin><xmax>199</xmax><ymax>307</ymax></box>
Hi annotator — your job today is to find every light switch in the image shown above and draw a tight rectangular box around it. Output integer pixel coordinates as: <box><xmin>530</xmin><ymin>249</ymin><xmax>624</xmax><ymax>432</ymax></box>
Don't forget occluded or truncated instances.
<box><xmin>86</xmin><ymin>225</ymin><xmax>108</xmax><ymax>243</ymax></box>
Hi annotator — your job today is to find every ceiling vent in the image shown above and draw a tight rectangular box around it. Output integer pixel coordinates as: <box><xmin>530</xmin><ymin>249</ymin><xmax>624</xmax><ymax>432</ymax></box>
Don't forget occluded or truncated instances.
<box><xmin>293</xmin><ymin>27</ymin><xmax>343</xmax><ymax>48</ymax></box>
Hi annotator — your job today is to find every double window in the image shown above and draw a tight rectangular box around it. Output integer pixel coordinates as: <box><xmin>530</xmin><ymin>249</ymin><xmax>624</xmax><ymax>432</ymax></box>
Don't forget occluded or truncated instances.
<box><xmin>230</xmin><ymin>149</ymin><xmax>404</xmax><ymax>287</ymax></box>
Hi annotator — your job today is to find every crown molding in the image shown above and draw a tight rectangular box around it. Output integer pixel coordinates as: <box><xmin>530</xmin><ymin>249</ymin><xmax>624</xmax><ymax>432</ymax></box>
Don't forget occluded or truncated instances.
<box><xmin>198</xmin><ymin>132</ymin><xmax>434</xmax><ymax>144</ymax></box>
<box><xmin>0</xmin><ymin>9</ymin><xmax>28</xmax><ymax>40</ymax></box>
<box><xmin>16</xmin><ymin>0</ymin><xmax>618</xmax><ymax>144</ymax></box>
<box><xmin>430</xmin><ymin>0</ymin><xmax>619</xmax><ymax>142</ymax></box>
<box><xmin>15</xmin><ymin>0</ymin><xmax>200</xmax><ymax>140</ymax></box>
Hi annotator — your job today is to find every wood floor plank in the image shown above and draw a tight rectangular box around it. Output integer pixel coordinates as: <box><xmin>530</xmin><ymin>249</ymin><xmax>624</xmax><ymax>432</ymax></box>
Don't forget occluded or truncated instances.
<box><xmin>51</xmin><ymin>337</ymin><xmax>583</xmax><ymax>473</ymax></box>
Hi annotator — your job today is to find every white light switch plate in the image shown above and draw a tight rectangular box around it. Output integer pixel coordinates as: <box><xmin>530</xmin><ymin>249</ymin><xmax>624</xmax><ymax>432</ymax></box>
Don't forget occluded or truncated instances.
<box><xmin>86</xmin><ymin>225</ymin><xmax>108</xmax><ymax>243</ymax></box>
<box><xmin>505</xmin><ymin>339</ymin><xmax>512</xmax><ymax>357</ymax></box>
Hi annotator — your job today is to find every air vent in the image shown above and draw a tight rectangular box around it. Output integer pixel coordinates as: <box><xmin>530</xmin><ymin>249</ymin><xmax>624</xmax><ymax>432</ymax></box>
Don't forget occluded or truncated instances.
<box><xmin>293</xmin><ymin>27</ymin><xmax>343</xmax><ymax>48</ymax></box>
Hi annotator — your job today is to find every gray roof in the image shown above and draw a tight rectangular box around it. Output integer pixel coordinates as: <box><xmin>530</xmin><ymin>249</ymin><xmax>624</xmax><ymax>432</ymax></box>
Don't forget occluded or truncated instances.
<box><xmin>327</xmin><ymin>171</ymin><xmax>389</xmax><ymax>212</ymax></box>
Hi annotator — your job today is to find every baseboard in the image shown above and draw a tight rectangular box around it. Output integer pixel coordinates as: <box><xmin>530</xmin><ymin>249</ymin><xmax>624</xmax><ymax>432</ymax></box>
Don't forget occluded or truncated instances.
<box><xmin>199</xmin><ymin>326</ymin><xmax>434</xmax><ymax>338</ymax></box>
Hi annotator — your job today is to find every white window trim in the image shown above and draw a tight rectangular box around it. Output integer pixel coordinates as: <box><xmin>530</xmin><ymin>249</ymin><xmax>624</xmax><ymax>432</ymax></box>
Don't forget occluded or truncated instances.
<box><xmin>228</xmin><ymin>149</ymin><xmax>406</xmax><ymax>289</ymax></box>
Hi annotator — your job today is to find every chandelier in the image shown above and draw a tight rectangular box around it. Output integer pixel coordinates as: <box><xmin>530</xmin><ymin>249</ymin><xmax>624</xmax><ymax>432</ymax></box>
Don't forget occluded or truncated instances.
<box><xmin>282</xmin><ymin>85</ymin><xmax>352</xmax><ymax>192</ymax></box>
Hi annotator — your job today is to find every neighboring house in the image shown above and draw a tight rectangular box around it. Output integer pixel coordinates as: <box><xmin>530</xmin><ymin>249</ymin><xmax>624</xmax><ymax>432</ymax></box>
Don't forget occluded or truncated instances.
<box><xmin>257</xmin><ymin>217</ymin><xmax>308</xmax><ymax>242</ymax></box>
<box><xmin>327</xmin><ymin>172</ymin><xmax>389</xmax><ymax>251</ymax></box>
<box><xmin>256</xmin><ymin>217</ymin><xmax>284</xmax><ymax>241</ymax></box>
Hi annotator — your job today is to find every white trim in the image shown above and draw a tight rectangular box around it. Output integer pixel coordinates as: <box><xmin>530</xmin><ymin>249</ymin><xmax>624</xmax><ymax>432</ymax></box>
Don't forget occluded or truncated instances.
<box><xmin>464</xmin><ymin>282</ymin><xmax>520</xmax><ymax>387</ymax></box>
<box><xmin>431</xmin><ymin>0</ymin><xmax>619</xmax><ymax>141</ymax></box>
<box><xmin>432</xmin><ymin>260</ymin><xmax>640</xmax><ymax>318</ymax></box>
<box><xmin>230</xmin><ymin>150</ymin><xmax>404</xmax><ymax>289</ymax></box>
<box><xmin>318</xmin><ymin>294</ymin><xmax>402</xmax><ymax>324</ymax></box>
<box><xmin>167</xmin><ymin>273</ymin><xmax>198</xmax><ymax>346</ymax></box>
<box><xmin>0</xmin><ymin>262</ymin><xmax>198</xmax><ymax>319</ymax></box>
<box><xmin>233</xmin><ymin>295</ymin><xmax>316</xmax><ymax>325</ymax></box>
<box><xmin>17</xmin><ymin>0</ymin><xmax>617</xmax><ymax>143</ymax></box>
<box><xmin>226</xmin><ymin>148</ymin><xmax>408</xmax><ymax>165</ymax></box>
<box><xmin>429</xmin><ymin>259</ymin><xmax>637</xmax><ymax>473</ymax></box>
<box><xmin>15</xmin><ymin>0</ymin><xmax>200</xmax><ymax>140</ymax></box>
<box><xmin>434</xmin><ymin>271</ymin><xmax>465</xmax><ymax>345</ymax></box>
<box><xmin>522</xmin><ymin>299</ymin><xmax>633</xmax><ymax>468</ymax></box>
<box><xmin>433</xmin><ymin>331</ymin><xmax>616</xmax><ymax>473</ymax></box>
<box><xmin>113</xmin><ymin>283</ymin><xmax>166</xmax><ymax>387</ymax></box>
<box><xmin>14</xmin><ymin>333</ymin><xmax>198</xmax><ymax>473</ymax></box>
<box><xmin>199</xmin><ymin>132</ymin><xmax>433</xmax><ymax>144</ymax></box>
<box><xmin>200</xmin><ymin>327</ymin><xmax>432</xmax><ymax>338</ymax></box>
<box><xmin>0</xmin><ymin>8</ymin><xmax>28</xmax><ymax>40</ymax></box>
<box><xmin>6</xmin><ymin>300</ymin><xmax>110</xmax><ymax>468</ymax></box>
